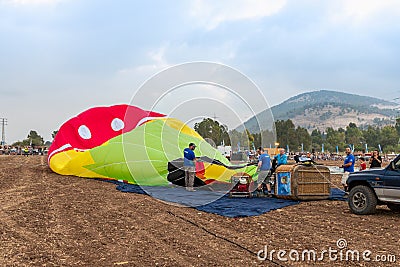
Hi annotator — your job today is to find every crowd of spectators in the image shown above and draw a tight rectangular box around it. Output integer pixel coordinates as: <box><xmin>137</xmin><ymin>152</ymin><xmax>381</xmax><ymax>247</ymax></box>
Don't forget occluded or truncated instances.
<box><xmin>0</xmin><ymin>145</ymin><xmax>48</xmax><ymax>156</ymax></box>
<box><xmin>288</xmin><ymin>151</ymin><xmax>394</xmax><ymax>163</ymax></box>
<box><xmin>244</xmin><ymin>150</ymin><xmax>395</xmax><ymax>163</ymax></box>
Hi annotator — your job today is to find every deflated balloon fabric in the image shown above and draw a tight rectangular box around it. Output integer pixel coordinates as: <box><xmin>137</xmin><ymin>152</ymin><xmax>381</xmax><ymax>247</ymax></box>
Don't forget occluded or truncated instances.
<box><xmin>48</xmin><ymin>105</ymin><xmax>256</xmax><ymax>186</ymax></box>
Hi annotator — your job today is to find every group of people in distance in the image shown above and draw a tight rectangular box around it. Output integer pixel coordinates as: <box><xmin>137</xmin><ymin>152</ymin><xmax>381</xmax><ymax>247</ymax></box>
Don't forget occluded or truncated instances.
<box><xmin>182</xmin><ymin>141</ymin><xmax>382</xmax><ymax>195</ymax></box>
<box><xmin>255</xmin><ymin>147</ymin><xmax>287</xmax><ymax>197</ymax></box>
<box><xmin>182</xmin><ymin>142</ymin><xmax>288</xmax><ymax>195</ymax></box>
<box><xmin>341</xmin><ymin>148</ymin><xmax>382</xmax><ymax>191</ymax></box>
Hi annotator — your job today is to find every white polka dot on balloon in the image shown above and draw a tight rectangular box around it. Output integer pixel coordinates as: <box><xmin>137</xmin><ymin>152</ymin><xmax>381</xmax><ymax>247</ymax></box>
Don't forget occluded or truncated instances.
<box><xmin>78</xmin><ymin>125</ymin><xmax>92</xmax><ymax>139</ymax></box>
<box><xmin>111</xmin><ymin>118</ymin><xmax>125</xmax><ymax>131</ymax></box>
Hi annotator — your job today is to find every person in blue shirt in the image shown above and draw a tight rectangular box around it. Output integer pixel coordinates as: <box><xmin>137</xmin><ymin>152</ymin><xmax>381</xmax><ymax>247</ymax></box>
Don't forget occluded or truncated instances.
<box><xmin>183</xmin><ymin>142</ymin><xmax>197</xmax><ymax>191</ymax></box>
<box><xmin>341</xmin><ymin>147</ymin><xmax>355</xmax><ymax>191</ymax></box>
<box><xmin>256</xmin><ymin>147</ymin><xmax>272</xmax><ymax>196</ymax></box>
<box><xmin>274</xmin><ymin>148</ymin><xmax>287</xmax><ymax>167</ymax></box>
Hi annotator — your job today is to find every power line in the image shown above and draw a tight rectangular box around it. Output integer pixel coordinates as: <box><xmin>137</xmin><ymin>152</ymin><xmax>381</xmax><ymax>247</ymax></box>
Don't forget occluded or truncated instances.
<box><xmin>0</xmin><ymin>118</ymin><xmax>7</xmax><ymax>145</ymax></box>
<box><xmin>212</xmin><ymin>113</ymin><xmax>219</xmax><ymax>121</ymax></box>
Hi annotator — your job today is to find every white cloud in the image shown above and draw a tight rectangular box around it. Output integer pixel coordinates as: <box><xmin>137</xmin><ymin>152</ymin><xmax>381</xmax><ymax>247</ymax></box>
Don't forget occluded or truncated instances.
<box><xmin>116</xmin><ymin>40</ymin><xmax>242</xmax><ymax>85</ymax></box>
<box><xmin>329</xmin><ymin>0</ymin><xmax>400</xmax><ymax>25</ymax></box>
<box><xmin>1</xmin><ymin>0</ymin><xmax>61</xmax><ymax>4</ymax></box>
<box><xmin>176</xmin><ymin>40</ymin><xmax>240</xmax><ymax>61</ymax></box>
<box><xmin>189</xmin><ymin>0</ymin><xmax>287</xmax><ymax>30</ymax></box>
<box><xmin>117</xmin><ymin>45</ymin><xmax>171</xmax><ymax>80</ymax></box>
<box><xmin>137</xmin><ymin>45</ymin><xmax>170</xmax><ymax>72</ymax></box>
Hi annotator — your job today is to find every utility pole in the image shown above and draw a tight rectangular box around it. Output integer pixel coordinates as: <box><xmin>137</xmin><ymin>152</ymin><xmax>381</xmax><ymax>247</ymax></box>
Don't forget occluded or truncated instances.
<box><xmin>1</xmin><ymin>118</ymin><xmax>7</xmax><ymax>145</ymax></box>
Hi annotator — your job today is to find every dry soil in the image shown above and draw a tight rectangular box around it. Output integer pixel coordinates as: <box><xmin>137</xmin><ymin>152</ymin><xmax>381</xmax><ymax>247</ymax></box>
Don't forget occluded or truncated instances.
<box><xmin>0</xmin><ymin>156</ymin><xmax>399</xmax><ymax>266</ymax></box>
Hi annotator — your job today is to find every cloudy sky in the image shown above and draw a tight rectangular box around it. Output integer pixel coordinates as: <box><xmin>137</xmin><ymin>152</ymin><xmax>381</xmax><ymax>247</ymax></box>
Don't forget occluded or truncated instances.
<box><xmin>1</xmin><ymin>0</ymin><xmax>400</xmax><ymax>143</ymax></box>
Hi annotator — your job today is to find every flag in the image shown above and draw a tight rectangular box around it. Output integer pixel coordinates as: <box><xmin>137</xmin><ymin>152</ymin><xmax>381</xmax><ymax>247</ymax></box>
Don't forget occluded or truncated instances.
<box><xmin>349</xmin><ymin>144</ymin><xmax>354</xmax><ymax>152</ymax></box>
<box><xmin>301</xmin><ymin>143</ymin><xmax>304</xmax><ymax>153</ymax></box>
<box><xmin>321</xmin><ymin>143</ymin><xmax>324</xmax><ymax>153</ymax></box>
<box><xmin>336</xmin><ymin>146</ymin><xmax>339</xmax><ymax>154</ymax></box>
<box><xmin>378</xmin><ymin>144</ymin><xmax>382</xmax><ymax>153</ymax></box>
<box><xmin>365</xmin><ymin>143</ymin><xmax>368</xmax><ymax>153</ymax></box>
<box><xmin>286</xmin><ymin>144</ymin><xmax>289</xmax><ymax>153</ymax></box>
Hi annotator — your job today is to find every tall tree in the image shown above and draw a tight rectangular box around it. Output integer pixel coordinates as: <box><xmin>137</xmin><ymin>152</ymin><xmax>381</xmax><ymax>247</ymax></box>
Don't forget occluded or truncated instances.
<box><xmin>26</xmin><ymin>130</ymin><xmax>44</xmax><ymax>146</ymax></box>
<box><xmin>395</xmin><ymin>117</ymin><xmax>400</xmax><ymax>136</ymax></box>
<box><xmin>379</xmin><ymin>125</ymin><xmax>398</xmax><ymax>151</ymax></box>
<box><xmin>12</xmin><ymin>130</ymin><xmax>45</xmax><ymax>147</ymax></box>
<box><xmin>253</xmin><ymin>133</ymin><xmax>261</xmax><ymax>148</ymax></box>
<box><xmin>220</xmin><ymin>124</ymin><xmax>230</xmax><ymax>145</ymax></box>
<box><xmin>194</xmin><ymin>118</ymin><xmax>230</xmax><ymax>145</ymax></box>
<box><xmin>345</xmin><ymin>123</ymin><xmax>364</xmax><ymax>150</ymax></box>
<box><xmin>296</xmin><ymin>126</ymin><xmax>311</xmax><ymax>151</ymax></box>
<box><xmin>362</xmin><ymin>126</ymin><xmax>380</xmax><ymax>150</ymax></box>
<box><xmin>52</xmin><ymin>130</ymin><xmax>58</xmax><ymax>139</ymax></box>
<box><xmin>228</xmin><ymin>129</ymin><xmax>250</xmax><ymax>150</ymax></box>
<box><xmin>260</xmin><ymin>129</ymin><xmax>276</xmax><ymax>149</ymax></box>
<box><xmin>245</xmin><ymin>129</ymin><xmax>254</xmax><ymax>148</ymax></box>
<box><xmin>325</xmin><ymin>127</ymin><xmax>345</xmax><ymax>152</ymax></box>
<box><xmin>311</xmin><ymin>129</ymin><xmax>323</xmax><ymax>151</ymax></box>
<box><xmin>275</xmin><ymin>119</ymin><xmax>297</xmax><ymax>149</ymax></box>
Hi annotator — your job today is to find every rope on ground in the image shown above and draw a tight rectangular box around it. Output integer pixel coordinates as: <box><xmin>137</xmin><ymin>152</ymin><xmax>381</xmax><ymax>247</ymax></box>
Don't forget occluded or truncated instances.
<box><xmin>166</xmin><ymin>210</ymin><xmax>288</xmax><ymax>267</ymax></box>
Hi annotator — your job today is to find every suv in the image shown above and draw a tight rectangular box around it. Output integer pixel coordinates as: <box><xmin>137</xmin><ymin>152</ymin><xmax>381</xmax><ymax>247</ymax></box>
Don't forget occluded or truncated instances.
<box><xmin>347</xmin><ymin>154</ymin><xmax>400</xmax><ymax>214</ymax></box>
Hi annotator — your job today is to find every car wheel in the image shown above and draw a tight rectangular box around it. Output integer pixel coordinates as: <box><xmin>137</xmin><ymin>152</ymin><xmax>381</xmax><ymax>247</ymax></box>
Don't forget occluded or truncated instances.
<box><xmin>348</xmin><ymin>185</ymin><xmax>377</xmax><ymax>215</ymax></box>
<box><xmin>387</xmin><ymin>203</ymin><xmax>400</xmax><ymax>212</ymax></box>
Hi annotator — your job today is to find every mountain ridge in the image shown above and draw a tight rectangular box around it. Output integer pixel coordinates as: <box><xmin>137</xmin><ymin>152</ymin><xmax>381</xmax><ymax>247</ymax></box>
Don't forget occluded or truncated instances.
<box><xmin>244</xmin><ymin>90</ymin><xmax>399</xmax><ymax>132</ymax></box>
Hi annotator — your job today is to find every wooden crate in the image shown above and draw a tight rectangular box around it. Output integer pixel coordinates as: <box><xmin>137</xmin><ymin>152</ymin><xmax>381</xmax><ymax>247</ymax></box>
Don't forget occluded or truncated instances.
<box><xmin>275</xmin><ymin>164</ymin><xmax>331</xmax><ymax>200</ymax></box>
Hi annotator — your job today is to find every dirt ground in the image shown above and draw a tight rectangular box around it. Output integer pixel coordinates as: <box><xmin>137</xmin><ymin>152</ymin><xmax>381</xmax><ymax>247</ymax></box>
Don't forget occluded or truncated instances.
<box><xmin>1</xmin><ymin>155</ymin><xmax>399</xmax><ymax>266</ymax></box>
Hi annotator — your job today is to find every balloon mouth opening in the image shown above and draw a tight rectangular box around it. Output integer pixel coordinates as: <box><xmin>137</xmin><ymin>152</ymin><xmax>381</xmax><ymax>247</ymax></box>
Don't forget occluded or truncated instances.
<box><xmin>48</xmin><ymin>143</ymin><xmax>73</xmax><ymax>160</ymax></box>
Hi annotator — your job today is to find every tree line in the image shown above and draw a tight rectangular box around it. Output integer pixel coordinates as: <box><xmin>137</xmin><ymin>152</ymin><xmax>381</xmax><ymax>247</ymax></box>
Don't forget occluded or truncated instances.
<box><xmin>194</xmin><ymin>118</ymin><xmax>400</xmax><ymax>153</ymax></box>
<box><xmin>11</xmin><ymin>130</ymin><xmax>59</xmax><ymax>147</ymax></box>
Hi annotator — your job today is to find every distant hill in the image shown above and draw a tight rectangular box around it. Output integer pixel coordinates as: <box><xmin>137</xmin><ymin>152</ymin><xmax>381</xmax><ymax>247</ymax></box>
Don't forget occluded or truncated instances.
<box><xmin>244</xmin><ymin>90</ymin><xmax>399</xmax><ymax>132</ymax></box>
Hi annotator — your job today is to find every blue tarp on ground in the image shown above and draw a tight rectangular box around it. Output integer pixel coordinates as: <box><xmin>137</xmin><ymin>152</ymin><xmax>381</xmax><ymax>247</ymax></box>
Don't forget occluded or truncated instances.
<box><xmin>116</xmin><ymin>181</ymin><xmax>300</xmax><ymax>217</ymax></box>
<box><xmin>103</xmin><ymin>180</ymin><xmax>347</xmax><ymax>217</ymax></box>
<box><xmin>330</xmin><ymin>188</ymin><xmax>347</xmax><ymax>200</ymax></box>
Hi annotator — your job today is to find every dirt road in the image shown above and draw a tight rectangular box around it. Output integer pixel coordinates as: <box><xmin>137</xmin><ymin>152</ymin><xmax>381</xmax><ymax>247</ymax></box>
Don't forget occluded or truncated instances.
<box><xmin>1</xmin><ymin>156</ymin><xmax>399</xmax><ymax>266</ymax></box>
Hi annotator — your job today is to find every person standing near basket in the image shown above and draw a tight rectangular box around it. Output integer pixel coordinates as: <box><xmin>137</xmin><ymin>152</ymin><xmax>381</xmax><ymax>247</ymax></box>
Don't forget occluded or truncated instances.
<box><xmin>183</xmin><ymin>143</ymin><xmax>197</xmax><ymax>192</ymax></box>
<box><xmin>341</xmin><ymin>147</ymin><xmax>355</xmax><ymax>192</ymax></box>
<box><xmin>256</xmin><ymin>147</ymin><xmax>272</xmax><ymax>197</ymax></box>
<box><xmin>274</xmin><ymin>148</ymin><xmax>288</xmax><ymax>167</ymax></box>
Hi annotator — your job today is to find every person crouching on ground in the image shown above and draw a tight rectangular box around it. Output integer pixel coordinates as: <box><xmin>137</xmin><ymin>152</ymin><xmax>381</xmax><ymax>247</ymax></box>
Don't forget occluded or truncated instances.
<box><xmin>341</xmin><ymin>147</ymin><xmax>355</xmax><ymax>192</ymax></box>
<box><xmin>183</xmin><ymin>143</ymin><xmax>197</xmax><ymax>192</ymax></box>
<box><xmin>256</xmin><ymin>147</ymin><xmax>272</xmax><ymax>197</ymax></box>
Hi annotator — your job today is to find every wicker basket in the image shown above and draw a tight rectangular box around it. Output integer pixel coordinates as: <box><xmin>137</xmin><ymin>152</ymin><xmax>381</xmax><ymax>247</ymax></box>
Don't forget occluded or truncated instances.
<box><xmin>274</xmin><ymin>164</ymin><xmax>331</xmax><ymax>200</ymax></box>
